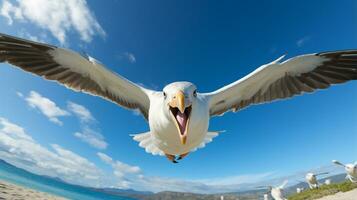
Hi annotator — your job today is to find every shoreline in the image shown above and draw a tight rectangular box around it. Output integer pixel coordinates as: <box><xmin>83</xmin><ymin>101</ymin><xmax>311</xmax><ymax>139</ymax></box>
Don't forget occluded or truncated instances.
<box><xmin>0</xmin><ymin>180</ymin><xmax>67</xmax><ymax>200</ymax></box>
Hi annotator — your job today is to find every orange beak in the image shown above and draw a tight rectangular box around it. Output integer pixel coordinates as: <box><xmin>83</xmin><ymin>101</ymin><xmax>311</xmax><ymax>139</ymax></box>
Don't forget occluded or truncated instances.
<box><xmin>168</xmin><ymin>90</ymin><xmax>185</xmax><ymax>113</ymax></box>
<box><xmin>168</xmin><ymin>90</ymin><xmax>190</xmax><ymax>145</ymax></box>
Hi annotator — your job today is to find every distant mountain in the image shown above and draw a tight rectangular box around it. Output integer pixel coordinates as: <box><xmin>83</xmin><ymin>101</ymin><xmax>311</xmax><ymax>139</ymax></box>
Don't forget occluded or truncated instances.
<box><xmin>41</xmin><ymin>175</ymin><xmax>67</xmax><ymax>183</ymax></box>
<box><xmin>132</xmin><ymin>191</ymin><xmax>257</xmax><ymax>200</ymax></box>
<box><xmin>98</xmin><ymin>188</ymin><xmax>153</xmax><ymax>195</ymax></box>
<box><xmin>92</xmin><ymin>187</ymin><xmax>153</xmax><ymax>198</ymax></box>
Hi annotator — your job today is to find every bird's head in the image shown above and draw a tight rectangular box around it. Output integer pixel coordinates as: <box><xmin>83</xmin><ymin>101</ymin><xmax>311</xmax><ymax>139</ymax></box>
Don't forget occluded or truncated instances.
<box><xmin>345</xmin><ymin>164</ymin><xmax>357</xmax><ymax>175</ymax></box>
<box><xmin>162</xmin><ymin>82</ymin><xmax>197</xmax><ymax>145</ymax></box>
<box><xmin>306</xmin><ymin>173</ymin><xmax>315</xmax><ymax>181</ymax></box>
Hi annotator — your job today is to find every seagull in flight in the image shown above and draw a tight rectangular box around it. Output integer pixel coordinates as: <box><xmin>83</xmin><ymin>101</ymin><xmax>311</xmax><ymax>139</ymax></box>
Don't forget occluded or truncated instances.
<box><xmin>305</xmin><ymin>172</ymin><xmax>329</xmax><ymax>189</ymax></box>
<box><xmin>1</xmin><ymin>33</ymin><xmax>356</xmax><ymax>163</ymax></box>
<box><xmin>258</xmin><ymin>180</ymin><xmax>288</xmax><ymax>200</ymax></box>
<box><xmin>333</xmin><ymin>160</ymin><xmax>357</xmax><ymax>183</ymax></box>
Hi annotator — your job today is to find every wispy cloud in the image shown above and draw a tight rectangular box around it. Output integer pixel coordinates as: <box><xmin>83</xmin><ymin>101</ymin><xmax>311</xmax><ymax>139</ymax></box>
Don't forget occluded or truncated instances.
<box><xmin>117</xmin><ymin>52</ymin><xmax>136</xmax><ymax>63</ymax></box>
<box><xmin>0</xmin><ymin>117</ymin><xmax>103</xmax><ymax>187</ymax></box>
<box><xmin>74</xmin><ymin>127</ymin><xmax>107</xmax><ymax>149</ymax></box>
<box><xmin>97</xmin><ymin>152</ymin><xmax>144</xmax><ymax>189</ymax></box>
<box><xmin>68</xmin><ymin>101</ymin><xmax>107</xmax><ymax>149</ymax></box>
<box><xmin>17</xmin><ymin>28</ymin><xmax>48</xmax><ymax>43</ymax></box>
<box><xmin>16</xmin><ymin>91</ymin><xmax>23</xmax><ymax>98</ymax></box>
<box><xmin>124</xmin><ymin>52</ymin><xmax>136</xmax><ymax>63</ymax></box>
<box><xmin>296</xmin><ymin>36</ymin><xmax>311</xmax><ymax>47</ymax></box>
<box><xmin>67</xmin><ymin>101</ymin><xmax>94</xmax><ymax>123</ymax></box>
<box><xmin>0</xmin><ymin>0</ymin><xmax>105</xmax><ymax>44</ymax></box>
<box><xmin>96</xmin><ymin>153</ymin><xmax>277</xmax><ymax>193</ymax></box>
<box><xmin>97</xmin><ymin>152</ymin><xmax>141</xmax><ymax>178</ymax></box>
<box><xmin>0</xmin><ymin>117</ymin><xmax>345</xmax><ymax>193</ymax></box>
<box><xmin>21</xmin><ymin>91</ymin><xmax>69</xmax><ymax>126</ymax></box>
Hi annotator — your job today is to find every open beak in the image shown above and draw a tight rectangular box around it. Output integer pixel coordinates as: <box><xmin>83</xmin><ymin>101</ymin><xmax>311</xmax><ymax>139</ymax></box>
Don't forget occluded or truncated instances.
<box><xmin>168</xmin><ymin>91</ymin><xmax>192</xmax><ymax>145</ymax></box>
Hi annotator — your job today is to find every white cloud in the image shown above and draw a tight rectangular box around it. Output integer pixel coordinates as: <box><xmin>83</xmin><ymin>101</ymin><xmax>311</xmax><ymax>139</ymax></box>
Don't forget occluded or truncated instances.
<box><xmin>97</xmin><ymin>152</ymin><xmax>143</xmax><ymax>189</ymax></box>
<box><xmin>0</xmin><ymin>0</ymin><xmax>105</xmax><ymax>44</ymax></box>
<box><xmin>0</xmin><ymin>118</ymin><xmax>343</xmax><ymax>193</ymax></box>
<box><xmin>0</xmin><ymin>0</ymin><xmax>22</xmax><ymax>25</ymax></box>
<box><xmin>97</xmin><ymin>152</ymin><xmax>141</xmax><ymax>177</ymax></box>
<box><xmin>0</xmin><ymin>117</ymin><xmax>104</xmax><ymax>187</ymax></box>
<box><xmin>68</xmin><ymin>101</ymin><xmax>107</xmax><ymax>149</ymax></box>
<box><xmin>117</xmin><ymin>52</ymin><xmax>136</xmax><ymax>63</ymax></box>
<box><xmin>74</xmin><ymin>127</ymin><xmax>107</xmax><ymax>149</ymax></box>
<box><xmin>68</xmin><ymin>101</ymin><xmax>94</xmax><ymax>123</ymax></box>
<box><xmin>296</xmin><ymin>36</ymin><xmax>311</xmax><ymax>47</ymax></box>
<box><xmin>16</xmin><ymin>91</ymin><xmax>23</xmax><ymax>98</ymax></box>
<box><xmin>17</xmin><ymin>29</ymin><xmax>48</xmax><ymax>43</ymax></box>
<box><xmin>0</xmin><ymin>117</ymin><xmax>296</xmax><ymax>193</ymax></box>
<box><xmin>96</xmin><ymin>152</ymin><xmax>276</xmax><ymax>193</ymax></box>
<box><xmin>22</xmin><ymin>91</ymin><xmax>70</xmax><ymax>125</ymax></box>
<box><xmin>124</xmin><ymin>52</ymin><xmax>136</xmax><ymax>63</ymax></box>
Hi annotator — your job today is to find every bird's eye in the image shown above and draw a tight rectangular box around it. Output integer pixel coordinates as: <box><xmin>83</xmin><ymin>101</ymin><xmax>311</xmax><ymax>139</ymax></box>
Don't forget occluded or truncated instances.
<box><xmin>163</xmin><ymin>92</ymin><xmax>167</xmax><ymax>99</ymax></box>
<box><xmin>193</xmin><ymin>90</ymin><xmax>197</xmax><ymax>97</ymax></box>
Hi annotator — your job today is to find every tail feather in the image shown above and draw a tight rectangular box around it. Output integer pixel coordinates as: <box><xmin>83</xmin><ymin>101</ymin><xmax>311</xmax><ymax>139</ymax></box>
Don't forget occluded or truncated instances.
<box><xmin>192</xmin><ymin>131</ymin><xmax>224</xmax><ymax>152</ymax></box>
<box><xmin>131</xmin><ymin>132</ymin><xmax>164</xmax><ymax>156</ymax></box>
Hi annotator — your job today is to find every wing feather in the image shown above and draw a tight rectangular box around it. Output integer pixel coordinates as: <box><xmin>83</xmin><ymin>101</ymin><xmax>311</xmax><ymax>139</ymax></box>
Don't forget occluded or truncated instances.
<box><xmin>0</xmin><ymin>33</ymin><xmax>153</xmax><ymax>119</ymax></box>
<box><xmin>206</xmin><ymin>50</ymin><xmax>357</xmax><ymax>116</ymax></box>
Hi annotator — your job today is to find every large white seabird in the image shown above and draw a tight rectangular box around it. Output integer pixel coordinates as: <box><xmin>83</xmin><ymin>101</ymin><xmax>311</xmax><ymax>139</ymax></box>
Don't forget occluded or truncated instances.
<box><xmin>333</xmin><ymin>160</ymin><xmax>357</xmax><ymax>183</ymax></box>
<box><xmin>1</xmin><ymin>33</ymin><xmax>357</xmax><ymax>163</ymax></box>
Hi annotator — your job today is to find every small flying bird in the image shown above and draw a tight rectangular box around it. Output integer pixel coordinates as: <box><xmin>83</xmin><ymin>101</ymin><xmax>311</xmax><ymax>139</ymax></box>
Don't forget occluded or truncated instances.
<box><xmin>305</xmin><ymin>172</ymin><xmax>329</xmax><ymax>189</ymax></box>
<box><xmin>324</xmin><ymin>179</ymin><xmax>331</xmax><ymax>185</ymax></box>
<box><xmin>295</xmin><ymin>180</ymin><xmax>306</xmax><ymax>193</ymax></box>
<box><xmin>296</xmin><ymin>187</ymin><xmax>304</xmax><ymax>193</ymax></box>
<box><xmin>264</xmin><ymin>193</ymin><xmax>270</xmax><ymax>200</ymax></box>
<box><xmin>333</xmin><ymin>160</ymin><xmax>357</xmax><ymax>183</ymax></box>
<box><xmin>1</xmin><ymin>33</ymin><xmax>357</xmax><ymax>163</ymax></box>
<box><xmin>259</xmin><ymin>180</ymin><xmax>288</xmax><ymax>200</ymax></box>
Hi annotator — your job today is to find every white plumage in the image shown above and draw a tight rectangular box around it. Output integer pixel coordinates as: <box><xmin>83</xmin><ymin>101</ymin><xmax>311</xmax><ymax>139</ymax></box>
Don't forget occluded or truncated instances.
<box><xmin>260</xmin><ymin>180</ymin><xmax>288</xmax><ymax>200</ymax></box>
<box><xmin>296</xmin><ymin>187</ymin><xmax>304</xmax><ymax>193</ymax></box>
<box><xmin>333</xmin><ymin>160</ymin><xmax>357</xmax><ymax>183</ymax></box>
<box><xmin>1</xmin><ymin>33</ymin><xmax>357</xmax><ymax>162</ymax></box>
<box><xmin>305</xmin><ymin>172</ymin><xmax>328</xmax><ymax>189</ymax></box>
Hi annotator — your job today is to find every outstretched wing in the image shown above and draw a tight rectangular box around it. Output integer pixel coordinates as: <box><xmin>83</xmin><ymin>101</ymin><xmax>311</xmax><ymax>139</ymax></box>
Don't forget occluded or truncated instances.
<box><xmin>332</xmin><ymin>160</ymin><xmax>346</xmax><ymax>167</ymax></box>
<box><xmin>316</xmin><ymin>172</ymin><xmax>329</xmax><ymax>176</ymax></box>
<box><xmin>278</xmin><ymin>180</ymin><xmax>289</xmax><ymax>189</ymax></box>
<box><xmin>205</xmin><ymin>50</ymin><xmax>357</xmax><ymax>116</ymax></box>
<box><xmin>0</xmin><ymin>33</ymin><xmax>154</xmax><ymax>119</ymax></box>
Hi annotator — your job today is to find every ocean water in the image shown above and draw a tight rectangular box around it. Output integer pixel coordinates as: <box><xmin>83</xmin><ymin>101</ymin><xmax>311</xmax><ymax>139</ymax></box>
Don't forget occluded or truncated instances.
<box><xmin>0</xmin><ymin>160</ymin><xmax>134</xmax><ymax>200</ymax></box>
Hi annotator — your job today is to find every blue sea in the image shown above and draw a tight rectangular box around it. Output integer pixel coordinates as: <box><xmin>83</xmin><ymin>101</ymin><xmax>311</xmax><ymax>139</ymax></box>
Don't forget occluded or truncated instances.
<box><xmin>0</xmin><ymin>160</ymin><xmax>135</xmax><ymax>200</ymax></box>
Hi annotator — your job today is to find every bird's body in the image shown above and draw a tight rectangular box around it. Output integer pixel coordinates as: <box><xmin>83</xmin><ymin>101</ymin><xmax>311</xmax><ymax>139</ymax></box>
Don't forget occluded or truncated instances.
<box><xmin>306</xmin><ymin>173</ymin><xmax>318</xmax><ymax>189</ymax></box>
<box><xmin>296</xmin><ymin>187</ymin><xmax>304</xmax><ymax>193</ymax></box>
<box><xmin>1</xmin><ymin>33</ymin><xmax>357</xmax><ymax>162</ymax></box>
<box><xmin>147</xmin><ymin>84</ymin><xmax>210</xmax><ymax>155</ymax></box>
<box><xmin>264</xmin><ymin>193</ymin><xmax>269</xmax><ymax>200</ymax></box>
<box><xmin>333</xmin><ymin>160</ymin><xmax>357</xmax><ymax>183</ymax></box>
<box><xmin>324</xmin><ymin>179</ymin><xmax>331</xmax><ymax>185</ymax></box>
<box><xmin>261</xmin><ymin>181</ymin><xmax>288</xmax><ymax>200</ymax></box>
<box><xmin>271</xmin><ymin>187</ymin><xmax>286</xmax><ymax>200</ymax></box>
<box><xmin>306</xmin><ymin>172</ymin><xmax>328</xmax><ymax>189</ymax></box>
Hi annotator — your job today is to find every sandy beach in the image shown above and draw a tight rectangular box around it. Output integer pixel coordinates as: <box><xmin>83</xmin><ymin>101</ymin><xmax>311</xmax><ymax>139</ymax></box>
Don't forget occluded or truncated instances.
<box><xmin>316</xmin><ymin>188</ymin><xmax>357</xmax><ymax>200</ymax></box>
<box><xmin>0</xmin><ymin>180</ymin><xmax>67</xmax><ymax>200</ymax></box>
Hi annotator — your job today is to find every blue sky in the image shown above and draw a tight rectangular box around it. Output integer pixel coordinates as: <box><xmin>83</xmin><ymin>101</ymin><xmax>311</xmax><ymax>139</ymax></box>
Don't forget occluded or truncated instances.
<box><xmin>0</xmin><ymin>0</ymin><xmax>356</xmax><ymax>193</ymax></box>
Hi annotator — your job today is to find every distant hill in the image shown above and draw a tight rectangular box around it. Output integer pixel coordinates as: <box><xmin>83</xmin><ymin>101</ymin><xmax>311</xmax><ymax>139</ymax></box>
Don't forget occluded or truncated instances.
<box><xmin>132</xmin><ymin>191</ymin><xmax>257</xmax><ymax>200</ymax></box>
<box><xmin>284</xmin><ymin>174</ymin><xmax>347</xmax><ymax>195</ymax></box>
<box><xmin>92</xmin><ymin>187</ymin><xmax>153</xmax><ymax>198</ymax></box>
